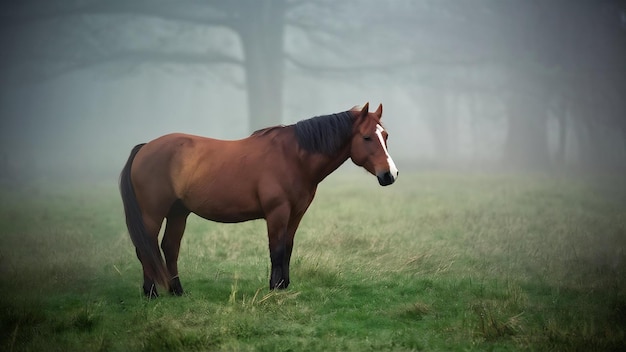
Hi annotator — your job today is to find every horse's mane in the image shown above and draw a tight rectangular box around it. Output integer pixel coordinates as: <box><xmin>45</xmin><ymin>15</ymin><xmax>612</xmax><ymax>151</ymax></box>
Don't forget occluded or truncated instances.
<box><xmin>294</xmin><ymin>111</ymin><xmax>353</xmax><ymax>155</ymax></box>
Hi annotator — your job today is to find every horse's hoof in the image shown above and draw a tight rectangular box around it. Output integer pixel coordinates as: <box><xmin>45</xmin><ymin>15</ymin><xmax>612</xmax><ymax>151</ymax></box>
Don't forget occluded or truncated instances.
<box><xmin>269</xmin><ymin>279</ymin><xmax>289</xmax><ymax>290</ymax></box>
<box><xmin>143</xmin><ymin>284</ymin><xmax>159</xmax><ymax>299</ymax></box>
<box><xmin>169</xmin><ymin>277</ymin><xmax>184</xmax><ymax>296</ymax></box>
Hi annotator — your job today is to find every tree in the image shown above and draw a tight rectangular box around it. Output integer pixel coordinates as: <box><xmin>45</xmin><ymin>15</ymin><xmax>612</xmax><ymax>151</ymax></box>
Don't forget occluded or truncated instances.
<box><xmin>0</xmin><ymin>0</ymin><xmax>294</xmax><ymax>131</ymax></box>
<box><xmin>2</xmin><ymin>0</ymin><xmax>624</xmax><ymax>172</ymax></box>
<box><xmin>377</xmin><ymin>0</ymin><xmax>626</xmax><ymax>170</ymax></box>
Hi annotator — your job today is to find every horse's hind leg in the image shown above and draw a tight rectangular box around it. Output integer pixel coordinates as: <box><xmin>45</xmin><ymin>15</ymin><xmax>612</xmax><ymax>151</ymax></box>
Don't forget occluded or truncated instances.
<box><xmin>137</xmin><ymin>215</ymin><xmax>165</xmax><ymax>298</ymax></box>
<box><xmin>162</xmin><ymin>210</ymin><xmax>189</xmax><ymax>296</ymax></box>
<box><xmin>136</xmin><ymin>248</ymin><xmax>157</xmax><ymax>298</ymax></box>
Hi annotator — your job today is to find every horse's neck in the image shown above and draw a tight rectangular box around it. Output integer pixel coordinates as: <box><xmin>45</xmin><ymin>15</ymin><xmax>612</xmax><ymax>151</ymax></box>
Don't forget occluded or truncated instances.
<box><xmin>299</xmin><ymin>144</ymin><xmax>351</xmax><ymax>185</ymax></box>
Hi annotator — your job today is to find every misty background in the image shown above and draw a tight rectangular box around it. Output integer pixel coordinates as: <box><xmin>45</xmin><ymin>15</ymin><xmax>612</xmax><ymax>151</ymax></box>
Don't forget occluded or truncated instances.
<box><xmin>1</xmin><ymin>0</ymin><xmax>625</xmax><ymax>183</ymax></box>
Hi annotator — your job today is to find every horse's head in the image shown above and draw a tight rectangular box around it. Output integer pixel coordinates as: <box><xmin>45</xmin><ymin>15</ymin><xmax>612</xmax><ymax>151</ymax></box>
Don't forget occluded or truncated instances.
<box><xmin>349</xmin><ymin>103</ymin><xmax>399</xmax><ymax>186</ymax></box>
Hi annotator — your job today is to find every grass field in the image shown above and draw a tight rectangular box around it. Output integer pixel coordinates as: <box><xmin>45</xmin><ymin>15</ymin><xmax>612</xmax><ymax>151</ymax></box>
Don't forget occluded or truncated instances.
<box><xmin>1</xmin><ymin>171</ymin><xmax>625</xmax><ymax>351</ymax></box>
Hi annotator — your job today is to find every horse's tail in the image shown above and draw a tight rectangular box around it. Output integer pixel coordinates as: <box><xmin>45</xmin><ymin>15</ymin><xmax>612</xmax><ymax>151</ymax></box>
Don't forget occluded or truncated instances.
<box><xmin>119</xmin><ymin>143</ymin><xmax>170</xmax><ymax>291</ymax></box>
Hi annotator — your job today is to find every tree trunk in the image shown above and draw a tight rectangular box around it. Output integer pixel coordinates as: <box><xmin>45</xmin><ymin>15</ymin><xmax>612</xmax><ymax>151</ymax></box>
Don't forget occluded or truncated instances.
<box><xmin>503</xmin><ymin>92</ymin><xmax>550</xmax><ymax>170</ymax></box>
<box><xmin>421</xmin><ymin>89</ymin><xmax>453</xmax><ymax>164</ymax></box>
<box><xmin>554</xmin><ymin>100</ymin><xmax>567</xmax><ymax>167</ymax></box>
<box><xmin>238</xmin><ymin>0</ymin><xmax>286</xmax><ymax>133</ymax></box>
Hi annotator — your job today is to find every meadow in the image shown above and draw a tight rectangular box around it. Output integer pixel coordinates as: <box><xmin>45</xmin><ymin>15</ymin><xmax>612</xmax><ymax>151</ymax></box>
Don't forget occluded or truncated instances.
<box><xmin>0</xmin><ymin>171</ymin><xmax>625</xmax><ymax>351</ymax></box>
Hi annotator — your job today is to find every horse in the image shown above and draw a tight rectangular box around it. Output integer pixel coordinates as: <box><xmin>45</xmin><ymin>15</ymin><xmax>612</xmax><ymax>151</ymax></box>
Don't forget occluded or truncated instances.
<box><xmin>119</xmin><ymin>103</ymin><xmax>398</xmax><ymax>298</ymax></box>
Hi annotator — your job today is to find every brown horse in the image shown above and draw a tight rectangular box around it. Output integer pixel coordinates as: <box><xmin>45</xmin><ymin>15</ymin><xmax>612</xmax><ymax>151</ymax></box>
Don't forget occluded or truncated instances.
<box><xmin>119</xmin><ymin>103</ymin><xmax>398</xmax><ymax>297</ymax></box>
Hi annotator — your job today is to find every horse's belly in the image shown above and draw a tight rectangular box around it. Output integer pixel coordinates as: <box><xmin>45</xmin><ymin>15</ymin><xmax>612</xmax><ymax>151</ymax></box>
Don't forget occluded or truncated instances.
<box><xmin>193</xmin><ymin>208</ymin><xmax>263</xmax><ymax>224</ymax></box>
<box><xmin>187</xmin><ymin>194</ymin><xmax>264</xmax><ymax>224</ymax></box>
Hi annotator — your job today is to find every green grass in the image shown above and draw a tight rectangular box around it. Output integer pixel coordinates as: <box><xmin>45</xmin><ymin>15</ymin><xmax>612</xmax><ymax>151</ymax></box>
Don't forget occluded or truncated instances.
<box><xmin>1</xmin><ymin>172</ymin><xmax>625</xmax><ymax>351</ymax></box>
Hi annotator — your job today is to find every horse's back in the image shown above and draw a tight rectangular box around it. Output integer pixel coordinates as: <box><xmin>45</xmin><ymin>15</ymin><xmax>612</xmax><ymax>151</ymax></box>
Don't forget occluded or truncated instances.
<box><xmin>132</xmin><ymin>132</ymin><xmax>279</xmax><ymax>222</ymax></box>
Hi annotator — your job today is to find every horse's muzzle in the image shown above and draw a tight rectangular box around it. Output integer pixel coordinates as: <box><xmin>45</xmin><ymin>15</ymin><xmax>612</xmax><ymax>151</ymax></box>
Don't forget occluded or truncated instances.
<box><xmin>377</xmin><ymin>170</ymin><xmax>397</xmax><ymax>186</ymax></box>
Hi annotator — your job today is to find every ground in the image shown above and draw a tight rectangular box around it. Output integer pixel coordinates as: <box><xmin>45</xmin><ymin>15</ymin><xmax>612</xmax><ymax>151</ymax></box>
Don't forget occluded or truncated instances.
<box><xmin>0</xmin><ymin>171</ymin><xmax>625</xmax><ymax>351</ymax></box>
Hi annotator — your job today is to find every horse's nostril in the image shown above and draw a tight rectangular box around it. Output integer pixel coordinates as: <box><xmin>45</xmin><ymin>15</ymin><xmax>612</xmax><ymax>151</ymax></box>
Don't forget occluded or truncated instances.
<box><xmin>377</xmin><ymin>171</ymin><xmax>395</xmax><ymax>186</ymax></box>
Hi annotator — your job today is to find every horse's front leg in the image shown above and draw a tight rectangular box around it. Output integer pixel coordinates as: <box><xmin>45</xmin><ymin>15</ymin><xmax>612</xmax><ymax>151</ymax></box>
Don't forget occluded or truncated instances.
<box><xmin>266</xmin><ymin>205</ymin><xmax>306</xmax><ymax>290</ymax></box>
<box><xmin>269</xmin><ymin>243</ymin><xmax>289</xmax><ymax>289</ymax></box>
<box><xmin>266</xmin><ymin>205</ymin><xmax>293</xmax><ymax>290</ymax></box>
<box><xmin>267</xmin><ymin>233</ymin><xmax>289</xmax><ymax>289</ymax></box>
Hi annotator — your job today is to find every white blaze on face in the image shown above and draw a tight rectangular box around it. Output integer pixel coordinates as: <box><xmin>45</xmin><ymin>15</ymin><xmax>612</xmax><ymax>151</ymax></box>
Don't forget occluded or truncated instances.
<box><xmin>375</xmin><ymin>124</ymin><xmax>399</xmax><ymax>180</ymax></box>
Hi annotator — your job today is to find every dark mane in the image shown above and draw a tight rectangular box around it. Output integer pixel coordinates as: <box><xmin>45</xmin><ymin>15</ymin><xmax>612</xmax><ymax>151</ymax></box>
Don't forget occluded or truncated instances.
<box><xmin>294</xmin><ymin>111</ymin><xmax>354</xmax><ymax>155</ymax></box>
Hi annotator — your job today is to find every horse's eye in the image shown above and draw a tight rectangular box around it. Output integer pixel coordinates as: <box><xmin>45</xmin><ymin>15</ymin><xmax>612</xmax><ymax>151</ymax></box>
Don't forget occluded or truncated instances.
<box><xmin>363</xmin><ymin>136</ymin><xmax>372</xmax><ymax>141</ymax></box>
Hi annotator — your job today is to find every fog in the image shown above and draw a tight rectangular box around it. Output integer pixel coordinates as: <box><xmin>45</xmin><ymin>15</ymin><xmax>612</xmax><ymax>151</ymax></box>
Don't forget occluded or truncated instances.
<box><xmin>1</xmin><ymin>0</ymin><xmax>625</xmax><ymax>183</ymax></box>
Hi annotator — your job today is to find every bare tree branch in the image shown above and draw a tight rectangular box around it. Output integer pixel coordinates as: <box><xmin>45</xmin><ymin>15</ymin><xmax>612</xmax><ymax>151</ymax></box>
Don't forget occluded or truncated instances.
<box><xmin>284</xmin><ymin>52</ymin><xmax>412</xmax><ymax>73</ymax></box>
<box><xmin>1</xmin><ymin>0</ymin><xmax>236</xmax><ymax>30</ymax></box>
<box><xmin>6</xmin><ymin>49</ymin><xmax>243</xmax><ymax>85</ymax></box>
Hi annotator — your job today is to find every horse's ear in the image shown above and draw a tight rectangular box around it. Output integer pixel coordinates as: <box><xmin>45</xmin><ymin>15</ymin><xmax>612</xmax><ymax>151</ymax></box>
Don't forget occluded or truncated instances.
<box><xmin>360</xmin><ymin>102</ymin><xmax>369</xmax><ymax>118</ymax></box>
<box><xmin>374</xmin><ymin>104</ymin><xmax>383</xmax><ymax>119</ymax></box>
